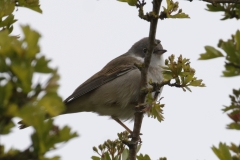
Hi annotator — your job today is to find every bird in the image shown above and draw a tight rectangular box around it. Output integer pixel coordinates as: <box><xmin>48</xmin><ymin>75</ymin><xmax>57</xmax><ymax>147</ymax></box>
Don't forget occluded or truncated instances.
<box><xmin>19</xmin><ymin>37</ymin><xmax>167</xmax><ymax>132</ymax></box>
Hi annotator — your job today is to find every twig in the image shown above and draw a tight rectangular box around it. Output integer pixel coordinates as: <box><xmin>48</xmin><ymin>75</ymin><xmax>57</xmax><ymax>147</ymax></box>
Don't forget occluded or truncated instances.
<box><xmin>128</xmin><ymin>0</ymin><xmax>163</xmax><ymax>160</ymax></box>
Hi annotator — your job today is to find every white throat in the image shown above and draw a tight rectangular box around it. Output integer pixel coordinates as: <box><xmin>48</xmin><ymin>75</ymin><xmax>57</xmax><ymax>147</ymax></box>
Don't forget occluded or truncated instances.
<box><xmin>130</xmin><ymin>53</ymin><xmax>163</xmax><ymax>68</ymax></box>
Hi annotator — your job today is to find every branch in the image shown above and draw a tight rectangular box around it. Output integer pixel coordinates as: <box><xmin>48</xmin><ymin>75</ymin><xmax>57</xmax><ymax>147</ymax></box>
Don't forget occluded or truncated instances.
<box><xmin>188</xmin><ymin>0</ymin><xmax>240</xmax><ymax>3</ymax></box>
<box><xmin>129</xmin><ymin>0</ymin><xmax>163</xmax><ymax>160</ymax></box>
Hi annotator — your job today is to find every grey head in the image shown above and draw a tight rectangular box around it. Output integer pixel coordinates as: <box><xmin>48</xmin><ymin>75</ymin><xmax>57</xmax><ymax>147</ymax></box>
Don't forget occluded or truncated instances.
<box><xmin>127</xmin><ymin>37</ymin><xmax>167</xmax><ymax>58</ymax></box>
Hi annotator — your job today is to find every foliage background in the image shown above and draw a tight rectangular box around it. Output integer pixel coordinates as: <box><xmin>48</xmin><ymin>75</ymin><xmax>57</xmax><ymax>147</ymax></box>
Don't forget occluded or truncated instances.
<box><xmin>1</xmin><ymin>0</ymin><xmax>239</xmax><ymax>159</ymax></box>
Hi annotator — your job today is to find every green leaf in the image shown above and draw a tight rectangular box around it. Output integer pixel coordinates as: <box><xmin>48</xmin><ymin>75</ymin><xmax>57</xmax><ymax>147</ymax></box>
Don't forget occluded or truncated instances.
<box><xmin>222</xmin><ymin>105</ymin><xmax>239</xmax><ymax>112</ymax></box>
<box><xmin>34</xmin><ymin>56</ymin><xmax>53</xmax><ymax>73</ymax></box>
<box><xmin>222</xmin><ymin>64</ymin><xmax>240</xmax><ymax>77</ymax></box>
<box><xmin>21</xmin><ymin>25</ymin><xmax>41</xmax><ymax>58</ymax></box>
<box><xmin>137</xmin><ymin>154</ymin><xmax>151</xmax><ymax>160</ymax></box>
<box><xmin>118</xmin><ymin>0</ymin><xmax>137</xmax><ymax>6</ymax></box>
<box><xmin>91</xmin><ymin>156</ymin><xmax>101</xmax><ymax>160</ymax></box>
<box><xmin>45</xmin><ymin>71</ymin><xmax>60</xmax><ymax>93</ymax></box>
<box><xmin>168</xmin><ymin>13</ymin><xmax>190</xmax><ymax>19</ymax></box>
<box><xmin>122</xmin><ymin>148</ymin><xmax>129</xmax><ymax>160</ymax></box>
<box><xmin>199</xmin><ymin>46</ymin><xmax>224</xmax><ymax>60</ymax></box>
<box><xmin>57</xmin><ymin>126</ymin><xmax>78</xmax><ymax>142</ymax></box>
<box><xmin>0</xmin><ymin>14</ymin><xmax>17</xmax><ymax>28</ymax></box>
<box><xmin>229</xmin><ymin>143</ymin><xmax>240</xmax><ymax>154</ymax></box>
<box><xmin>38</xmin><ymin>93</ymin><xmax>65</xmax><ymax>116</ymax></box>
<box><xmin>43</xmin><ymin>156</ymin><xmax>60</xmax><ymax>160</ymax></box>
<box><xmin>0</xmin><ymin>30</ymin><xmax>13</xmax><ymax>56</ymax></box>
<box><xmin>0</xmin><ymin>56</ymin><xmax>8</xmax><ymax>72</ymax></box>
<box><xmin>206</xmin><ymin>4</ymin><xmax>225</xmax><ymax>12</ymax></box>
<box><xmin>11</xmin><ymin>58</ymin><xmax>33</xmax><ymax>92</ymax></box>
<box><xmin>0</xmin><ymin>0</ymin><xmax>15</xmax><ymax>18</ymax></box>
<box><xmin>206</xmin><ymin>4</ymin><xmax>240</xmax><ymax>20</ymax></box>
<box><xmin>235</xmin><ymin>30</ymin><xmax>240</xmax><ymax>50</ymax></box>
<box><xmin>0</xmin><ymin>119</ymin><xmax>15</xmax><ymax>135</ymax></box>
<box><xmin>18</xmin><ymin>104</ymin><xmax>45</xmax><ymax>130</ymax></box>
<box><xmin>103</xmin><ymin>152</ymin><xmax>111</xmax><ymax>160</ymax></box>
<box><xmin>226</xmin><ymin>123</ymin><xmax>240</xmax><ymax>130</ymax></box>
<box><xmin>0</xmin><ymin>81</ymin><xmax>12</xmax><ymax>106</ymax></box>
<box><xmin>188</xmin><ymin>79</ymin><xmax>205</xmax><ymax>87</ymax></box>
<box><xmin>147</xmin><ymin>102</ymin><xmax>164</xmax><ymax>122</ymax></box>
<box><xmin>212</xmin><ymin>143</ymin><xmax>232</xmax><ymax>160</ymax></box>
<box><xmin>162</xmin><ymin>71</ymin><xmax>173</xmax><ymax>81</ymax></box>
<box><xmin>222</xmin><ymin>41</ymin><xmax>239</xmax><ymax>63</ymax></box>
<box><xmin>17</xmin><ymin>0</ymin><xmax>42</xmax><ymax>13</ymax></box>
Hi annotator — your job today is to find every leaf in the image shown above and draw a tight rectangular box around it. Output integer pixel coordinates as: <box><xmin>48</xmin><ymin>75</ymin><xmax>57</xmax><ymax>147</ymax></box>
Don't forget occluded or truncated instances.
<box><xmin>206</xmin><ymin>4</ymin><xmax>225</xmax><ymax>12</ymax></box>
<box><xmin>0</xmin><ymin>56</ymin><xmax>8</xmax><ymax>72</ymax></box>
<box><xmin>17</xmin><ymin>0</ymin><xmax>42</xmax><ymax>13</ymax></box>
<box><xmin>34</xmin><ymin>56</ymin><xmax>53</xmax><ymax>73</ymax></box>
<box><xmin>122</xmin><ymin>148</ymin><xmax>129</xmax><ymax>160</ymax></box>
<box><xmin>168</xmin><ymin>13</ymin><xmax>190</xmax><ymax>18</ymax></box>
<box><xmin>226</xmin><ymin>123</ymin><xmax>240</xmax><ymax>130</ymax></box>
<box><xmin>43</xmin><ymin>156</ymin><xmax>60</xmax><ymax>160</ymax></box>
<box><xmin>57</xmin><ymin>126</ymin><xmax>78</xmax><ymax>142</ymax></box>
<box><xmin>0</xmin><ymin>119</ymin><xmax>15</xmax><ymax>135</ymax></box>
<box><xmin>11</xmin><ymin>58</ymin><xmax>33</xmax><ymax>93</ymax></box>
<box><xmin>118</xmin><ymin>0</ymin><xmax>137</xmax><ymax>6</ymax></box>
<box><xmin>38</xmin><ymin>93</ymin><xmax>65</xmax><ymax>116</ymax></box>
<box><xmin>236</xmin><ymin>30</ymin><xmax>240</xmax><ymax>50</ymax></box>
<box><xmin>45</xmin><ymin>71</ymin><xmax>60</xmax><ymax>93</ymax></box>
<box><xmin>103</xmin><ymin>152</ymin><xmax>111</xmax><ymax>160</ymax></box>
<box><xmin>147</xmin><ymin>102</ymin><xmax>164</xmax><ymax>122</ymax></box>
<box><xmin>222</xmin><ymin>41</ymin><xmax>239</xmax><ymax>63</ymax></box>
<box><xmin>0</xmin><ymin>30</ymin><xmax>13</xmax><ymax>56</ymax></box>
<box><xmin>188</xmin><ymin>79</ymin><xmax>205</xmax><ymax>87</ymax></box>
<box><xmin>137</xmin><ymin>154</ymin><xmax>151</xmax><ymax>160</ymax></box>
<box><xmin>0</xmin><ymin>14</ymin><xmax>17</xmax><ymax>28</ymax></box>
<box><xmin>199</xmin><ymin>46</ymin><xmax>224</xmax><ymax>60</ymax></box>
<box><xmin>228</xmin><ymin>143</ymin><xmax>240</xmax><ymax>154</ymax></box>
<box><xmin>17</xmin><ymin>104</ymin><xmax>45</xmax><ymax>129</ymax></box>
<box><xmin>222</xmin><ymin>105</ymin><xmax>239</xmax><ymax>112</ymax></box>
<box><xmin>222</xmin><ymin>64</ymin><xmax>240</xmax><ymax>77</ymax></box>
<box><xmin>212</xmin><ymin>143</ymin><xmax>232</xmax><ymax>160</ymax></box>
<box><xmin>21</xmin><ymin>25</ymin><xmax>41</xmax><ymax>58</ymax></box>
<box><xmin>0</xmin><ymin>0</ymin><xmax>15</xmax><ymax>18</ymax></box>
<box><xmin>0</xmin><ymin>81</ymin><xmax>12</xmax><ymax>106</ymax></box>
<box><xmin>162</xmin><ymin>71</ymin><xmax>173</xmax><ymax>80</ymax></box>
<box><xmin>91</xmin><ymin>156</ymin><xmax>101</xmax><ymax>160</ymax></box>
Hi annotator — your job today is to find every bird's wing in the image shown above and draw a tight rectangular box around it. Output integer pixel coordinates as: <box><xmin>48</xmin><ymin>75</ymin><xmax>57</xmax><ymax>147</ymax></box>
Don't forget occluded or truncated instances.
<box><xmin>64</xmin><ymin>55</ymin><xmax>141</xmax><ymax>104</ymax></box>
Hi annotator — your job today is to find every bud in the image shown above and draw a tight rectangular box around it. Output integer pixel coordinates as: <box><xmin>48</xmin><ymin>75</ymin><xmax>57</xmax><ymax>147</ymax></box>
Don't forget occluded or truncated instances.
<box><xmin>93</xmin><ymin>146</ymin><xmax>98</xmax><ymax>152</ymax></box>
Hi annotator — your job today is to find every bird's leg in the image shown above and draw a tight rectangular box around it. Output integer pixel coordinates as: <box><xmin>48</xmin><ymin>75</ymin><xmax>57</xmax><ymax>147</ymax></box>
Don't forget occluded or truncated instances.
<box><xmin>112</xmin><ymin>117</ymin><xmax>142</xmax><ymax>143</ymax></box>
<box><xmin>112</xmin><ymin>117</ymin><xmax>133</xmax><ymax>134</ymax></box>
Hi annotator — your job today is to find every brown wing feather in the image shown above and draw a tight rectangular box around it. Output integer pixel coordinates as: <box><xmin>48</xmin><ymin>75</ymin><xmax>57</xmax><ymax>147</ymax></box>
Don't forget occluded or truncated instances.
<box><xmin>64</xmin><ymin>54</ymin><xmax>141</xmax><ymax>104</ymax></box>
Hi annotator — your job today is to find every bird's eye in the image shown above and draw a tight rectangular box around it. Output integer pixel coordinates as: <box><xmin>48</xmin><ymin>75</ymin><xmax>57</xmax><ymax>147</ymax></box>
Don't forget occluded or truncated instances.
<box><xmin>143</xmin><ymin>48</ymin><xmax>147</xmax><ymax>53</ymax></box>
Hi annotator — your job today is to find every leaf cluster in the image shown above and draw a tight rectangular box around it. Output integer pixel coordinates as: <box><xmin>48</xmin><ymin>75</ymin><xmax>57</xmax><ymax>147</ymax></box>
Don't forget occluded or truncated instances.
<box><xmin>118</xmin><ymin>0</ymin><xmax>189</xmax><ymax>20</ymax></box>
<box><xmin>212</xmin><ymin>143</ymin><xmax>240</xmax><ymax>160</ymax></box>
<box><xmin>92</xmin><ymin>131</ymin><xmax>130</xmax><ymax>160</ymax></box>
<box><xmin>0</xmin><ymin>23</ymin><xmax>77</xmax><ymax>160</ymax></box>
<box><xmin>206</xmin><ymin>3</ymin><xmax>240</xmax><ymax>20</ymax></box>
<box><xmin>222</xmin><ymin>88</ymin><xmax>240</xmax><ymax>130</ymax></box>
<box><xmin>145</xmin><ymin>92</ymin><xmax>165</xmax><ymax>122</ymax></box>
<box><xmin>0</xmin><ymin>0</ymin><xmax>42</xmax><ymax>34</ymax></box>
<box><xmin>141</xmin><ymin>54</ymin><xmax>205</xmax><ymax>123</ymax></box>
<box><xmin>92</xmin><ymin>131</ymin><xmax>167</xmax><ymax>160</ymax></box>
<box><xmin>199</xmin><ymin>30</ymin><xmax>240</xmax><ymax>77</ymax></box>
<box><xmin>160</xmin><ymin>0</ymin><xmax>189</xmax><ymax>19</ymax></box>
<box><xmin>163</xmin><ymin>54</ymin><xmax>205</xmax><ymax>92</ymax></box>
<box><xmin>200</xmin><ymin>8</ymin><xmax>240</xmax><ymax>159</ymax></box>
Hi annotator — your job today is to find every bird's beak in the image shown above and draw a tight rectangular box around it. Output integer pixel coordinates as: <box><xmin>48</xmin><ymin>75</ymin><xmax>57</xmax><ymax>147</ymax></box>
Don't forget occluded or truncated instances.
<box><xmin>153</xmin><ymin>49</ymin><xmax>167</xmax><ymax>54</ymax></box>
